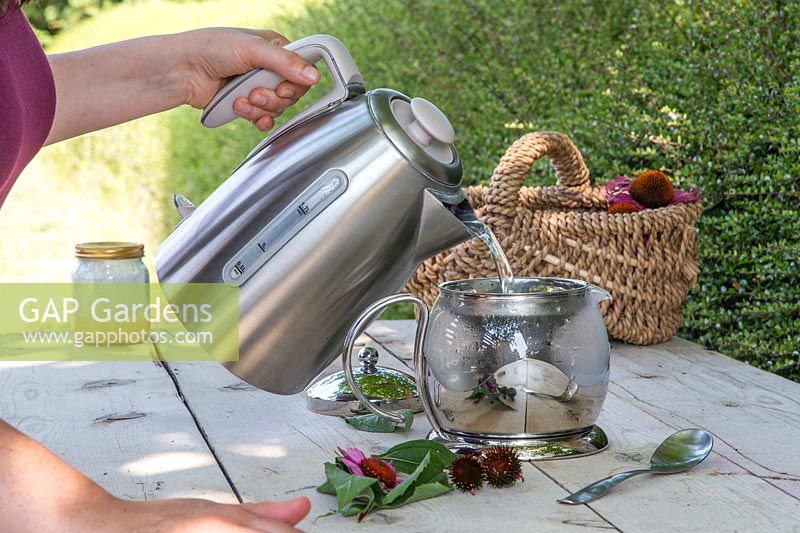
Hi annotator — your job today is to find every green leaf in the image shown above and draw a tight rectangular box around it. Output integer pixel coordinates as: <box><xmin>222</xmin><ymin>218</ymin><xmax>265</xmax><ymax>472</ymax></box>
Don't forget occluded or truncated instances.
<box><xmin>383</xmin><ymin>452</ymin><xmax>432</xmax><ymax>505</ymax></box>
<box><xmin>386</xmin><ymin>481</ymin><xmax>453</xmax><ymax>508</ymax></box>
<box><xmin>340</xmin><ymin>498</ymin><xmax>371</xmax><ymax>518</ymax></box>
<box><xmin>339</xmin><ymin>502</ymin><xmax>366</xmax><ymax>517</ymax></box>
<box><xmin>416</xmin><ymin>467</ymin><xmax>451</xmax><ymax>487</ymax></box>
<box><xmin>341</xmin><ymin>409</ymin><xmax>415</xmax><ymax>433</ymax></box>
<box><xmin>342</xmin><ymin>413</ymin><xmax>397</xmax><ymax>433</ymax></box>
<box><xmin>315</xmin><ymin>479</ymin><xmax>336</xmax><ymax>496</ymax></box>
<box><xmin>324</xmin><ymin>462</ymin><xmax>378</xmax><ymax>512</ymax></box>
<box><xmin>313</xmin><ymin>510</ymin><xmax>337</xmax><ymax>521</ymax></box>
<box><xmin>379</xmin><ymin>439</ymin><xmax>457</xmax><ymax>474</ymax></box>
<box><xmin>401</xmin><ymin>410</ymin><xmax>414</xmax><ymax>435</ymax></box>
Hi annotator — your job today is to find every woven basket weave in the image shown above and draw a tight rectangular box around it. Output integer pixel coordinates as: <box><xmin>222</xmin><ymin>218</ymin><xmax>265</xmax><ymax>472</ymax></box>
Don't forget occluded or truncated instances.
<box><xmin>405</xmin><ymin>131</ymin><xmax>702</xmax><ymax>345</ymax></box>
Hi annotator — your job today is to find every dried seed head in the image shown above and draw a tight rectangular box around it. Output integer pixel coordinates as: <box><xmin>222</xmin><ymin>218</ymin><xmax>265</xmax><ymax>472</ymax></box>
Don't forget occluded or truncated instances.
<box><xmin>630</xmin><ymin>170</ymin><xmax>674</xmax><ymax>208</ymax></box>
<box><xmin>608</xmin><ymin>201</ymin><xmax>642</xmax><ymax>214</ymax></box>
<box><xmin>481</xmin><ymin>446</ymin><xmax>524</xmax><ymax>488</ymax></box>
<box><xmin>449</xmin><ymin>455</ymin><xmax>485</xmax><ymax>494</ymax></box>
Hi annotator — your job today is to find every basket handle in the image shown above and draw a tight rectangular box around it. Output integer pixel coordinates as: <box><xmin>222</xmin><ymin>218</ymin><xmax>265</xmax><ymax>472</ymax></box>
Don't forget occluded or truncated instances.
<box><xmin>484</xmin><ymin>132</ymin><xmax>600</xmax><ymax>220</ymax></box>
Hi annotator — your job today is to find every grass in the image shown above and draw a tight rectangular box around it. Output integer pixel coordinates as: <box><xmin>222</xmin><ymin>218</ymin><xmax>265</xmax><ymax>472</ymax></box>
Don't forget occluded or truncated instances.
<box><xmin>7</xmin><ymin>0</ymin><xmax>799</xmax><ymax>380</ymax></box>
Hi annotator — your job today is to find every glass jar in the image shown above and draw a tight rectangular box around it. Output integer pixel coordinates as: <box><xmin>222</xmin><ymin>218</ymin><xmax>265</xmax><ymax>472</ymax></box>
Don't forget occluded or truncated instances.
<box><xmin>72</xmin><ymin>242</ymin><xmax>149</xmax><ymax>283</ymax></box>
<box><xmin>71</xmin><ymin>242</ymin><xmax>151</xmax><ymax>340</ymax></box>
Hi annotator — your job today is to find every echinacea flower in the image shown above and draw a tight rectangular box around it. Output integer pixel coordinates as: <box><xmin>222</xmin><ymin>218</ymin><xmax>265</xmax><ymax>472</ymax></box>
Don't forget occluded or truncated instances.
<box><xmin>603</xmin><ymin>173</ymin><xmax>699</xmax><ymax>211</ymax></box>
<box><xmin>337</xmin><ymin>447</ymin><xmax>403</xmax><ymax>490</ymax></box>
<box><xmin>608</xmin><ymin>201</ymin><xmax>642</xmax><ymax>215</ymax></box>
<box><xmin>449</xmin><ymin>455</ymin><xmax>485</xmax><ymax>495</ymax></box>
<box><xmin>630</xmin><ymin>170</ymin><xmax>674</xmax><ymax>208</ymax></box>
<box><xmin>481</xmin><ymin>446</ymin><xmax>524</xmax><ymax>488</ymax></box>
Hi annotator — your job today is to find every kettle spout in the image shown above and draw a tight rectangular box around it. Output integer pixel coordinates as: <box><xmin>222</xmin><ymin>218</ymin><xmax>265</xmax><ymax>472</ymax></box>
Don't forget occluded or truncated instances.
<box><xmin>413</xmin><ymin>190</ymin><xmax>473</xmax><ymax>264</ymax></box>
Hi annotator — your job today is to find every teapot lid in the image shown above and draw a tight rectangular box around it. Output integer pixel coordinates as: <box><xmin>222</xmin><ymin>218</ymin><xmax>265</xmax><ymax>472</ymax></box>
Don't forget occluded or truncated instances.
<box><xmin>368</xmin><ymin>89</ymin><xmax>462</xmax><ymax>188</ymax></box>
<box><xmin>305</xmin><ymin>346</ymin><xmax>421</xmax><ymax>416</ymax></box>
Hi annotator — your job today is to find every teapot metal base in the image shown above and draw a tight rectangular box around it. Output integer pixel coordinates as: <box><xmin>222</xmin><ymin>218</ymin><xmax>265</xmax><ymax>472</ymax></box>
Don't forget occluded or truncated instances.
<box><xmin>427</xmin><ymin>425</ymin><xmax>608</xmax><ymax>461</ymax></box>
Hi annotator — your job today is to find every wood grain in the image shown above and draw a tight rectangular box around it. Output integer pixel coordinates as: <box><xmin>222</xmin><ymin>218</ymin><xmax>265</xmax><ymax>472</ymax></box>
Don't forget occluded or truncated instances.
<box><xmin>0</xmin><ymin>344</ymin><xmax>236</xmax><ymax>502</ymax></box>
<box><xmin>609</xmin><ymin>338</ymin><xmax>800</xmax><ymax>491</ymax></box>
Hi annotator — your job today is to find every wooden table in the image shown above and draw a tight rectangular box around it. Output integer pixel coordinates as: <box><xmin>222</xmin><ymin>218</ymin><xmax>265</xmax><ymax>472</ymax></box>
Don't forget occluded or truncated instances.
<box><xmin>2</xmin><ymin>320</ymin><xmax>799</xmax><ymax>531</ymax></box>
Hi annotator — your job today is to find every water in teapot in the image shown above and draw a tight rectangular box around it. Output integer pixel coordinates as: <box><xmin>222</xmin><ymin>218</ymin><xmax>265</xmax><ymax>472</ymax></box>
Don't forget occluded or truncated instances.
<box><xmin>449</xmin><ymin>199</ymin><xmax>515</xmax><ymax>292</ymax></box>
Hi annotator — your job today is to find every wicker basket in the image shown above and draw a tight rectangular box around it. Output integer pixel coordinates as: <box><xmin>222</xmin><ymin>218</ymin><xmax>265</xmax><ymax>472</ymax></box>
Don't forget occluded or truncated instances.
<box><xmin>405</xmin><ymin>131</ymin><xmax>702</xmax><ymax>345</ymax></box>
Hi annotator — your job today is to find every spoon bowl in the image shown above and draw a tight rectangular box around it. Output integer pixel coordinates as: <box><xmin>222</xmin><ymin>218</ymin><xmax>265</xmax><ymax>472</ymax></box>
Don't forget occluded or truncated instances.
<box><xmin>559</xmin><ymin>428</ymin><xmax>713</xmax><ymax>505</ymax></box>
<box><xmin>649</xmin><ymin>428</ymin><xmax>714</xmax><ymax>474</ymax></box>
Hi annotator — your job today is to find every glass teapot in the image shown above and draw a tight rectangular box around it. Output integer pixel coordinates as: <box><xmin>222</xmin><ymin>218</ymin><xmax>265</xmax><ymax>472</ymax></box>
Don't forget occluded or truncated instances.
<box><xmin>343</xmin><ymin>278</ymin><xmax>612</xmax><ymax>448</ymax></box>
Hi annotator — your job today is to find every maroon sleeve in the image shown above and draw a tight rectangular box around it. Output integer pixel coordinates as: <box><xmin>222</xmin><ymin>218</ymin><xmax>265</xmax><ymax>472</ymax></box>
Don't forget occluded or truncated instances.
<box><xmin>0</xmin><ymin>3</ymin><xmax>56</xmax><ymax>208</ymax></box>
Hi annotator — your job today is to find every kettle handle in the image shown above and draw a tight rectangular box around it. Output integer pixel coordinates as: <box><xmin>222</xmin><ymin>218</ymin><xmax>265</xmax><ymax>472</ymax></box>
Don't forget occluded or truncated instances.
<box><xmin>200</xmin><ymin>34</ymin><xmax>364</xmax><ymax>129</ymax></box>
<box><xmin>342</xmin><ymin>294</ymin><xmax>444</xmax><ymax>435</ymax></box>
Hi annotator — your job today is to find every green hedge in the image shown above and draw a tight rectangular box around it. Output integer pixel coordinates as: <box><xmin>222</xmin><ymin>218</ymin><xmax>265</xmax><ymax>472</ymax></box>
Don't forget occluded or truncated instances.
<box><xmin>23</xmin><ymin>0</ymin><xmax>125</xmax><ymax>44</ymax></box>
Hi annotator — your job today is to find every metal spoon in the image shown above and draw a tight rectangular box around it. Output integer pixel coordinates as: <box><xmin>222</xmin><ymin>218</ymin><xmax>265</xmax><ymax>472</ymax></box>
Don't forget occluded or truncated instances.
<box><xmin>558</xmin><ymin>428</ymin><xmax>713</xmax><ymax>505</ymax></box>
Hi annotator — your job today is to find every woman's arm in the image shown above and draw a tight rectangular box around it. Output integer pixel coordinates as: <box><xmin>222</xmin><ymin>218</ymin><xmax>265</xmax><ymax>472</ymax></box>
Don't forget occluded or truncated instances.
<box><xmin>45</xmin><ymin>27</ymin><xmax>320</xmax><ymax>144</ymax></box>
<box><xmin>0</xmin><ymin>419</ymin><xmax>309</xmax><ymax>532</ymax></box>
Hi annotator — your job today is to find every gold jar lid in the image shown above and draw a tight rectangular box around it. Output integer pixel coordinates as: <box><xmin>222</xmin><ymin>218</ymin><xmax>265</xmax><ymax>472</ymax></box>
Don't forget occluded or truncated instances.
<box><xmin>75</xmin><ymin>242</ymin><xmax>145</xmax><ymax>260</ymax></box>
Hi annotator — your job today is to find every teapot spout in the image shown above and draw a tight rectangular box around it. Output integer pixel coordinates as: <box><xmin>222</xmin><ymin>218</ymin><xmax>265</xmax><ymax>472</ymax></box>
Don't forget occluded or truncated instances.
<box><xmin>413</xmin><ymin>190</ymin><xmax>473</xmax><ymax>264</ymax></box>
<box><xmin>589</xmin><ymin>285</ymin><xmax>612</xmax><ymax>304</ymax></box>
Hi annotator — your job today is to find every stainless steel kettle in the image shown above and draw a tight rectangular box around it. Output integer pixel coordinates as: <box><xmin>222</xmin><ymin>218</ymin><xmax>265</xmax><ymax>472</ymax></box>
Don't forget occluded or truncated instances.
<box><xmin>156</xmin><ymin>35</ymin><xmax>472</xmax><ymax>394</ymax></box>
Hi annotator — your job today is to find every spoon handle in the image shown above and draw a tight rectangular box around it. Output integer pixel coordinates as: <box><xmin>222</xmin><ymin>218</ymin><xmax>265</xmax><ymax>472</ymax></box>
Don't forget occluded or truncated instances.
<box><xmin>558</xmin><ymin>468</ymin><xmax>651</xmax><ymax>505</ymax></box>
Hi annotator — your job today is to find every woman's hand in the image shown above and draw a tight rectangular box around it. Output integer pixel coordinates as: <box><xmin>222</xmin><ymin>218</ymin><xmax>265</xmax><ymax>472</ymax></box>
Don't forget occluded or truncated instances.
<box><xmin>180</xmin><ymin>28</ymin><xmax>320</xmax><ymax>132</ymax></box>
<box><xmin>46</xmin><ymin>27</ymin><xmax>321</xmax><ymax>143</ymax></box>
<box><xmin>91</xmin><ymin>494</ymin><xmax>312</xmax><ymax>533</ymax></box>
<box><xmin>1</xmin><ymin>419</ymin><xmax>311</xmax><ymax>532</ymax></box>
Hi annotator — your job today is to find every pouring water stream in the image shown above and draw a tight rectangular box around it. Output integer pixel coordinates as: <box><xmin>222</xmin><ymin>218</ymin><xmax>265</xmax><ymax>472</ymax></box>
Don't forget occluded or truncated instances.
<box><xmin>450</xmin><ymin>199</ymin><xmax>515</xmax><ymax>293</ymax></box>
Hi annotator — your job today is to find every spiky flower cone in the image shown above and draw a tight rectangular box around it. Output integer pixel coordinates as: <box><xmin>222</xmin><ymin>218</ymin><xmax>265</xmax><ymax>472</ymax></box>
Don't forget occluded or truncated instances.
<box><xmin>608</xmin><ymin>201</ymin><xmax>642</xmax><ymax>214</ymax></box>
<box><xmin>449</xmin><ymin>455</ymin><xmax>484</xmax><ymax>494</ymax></box>
<box><xmin>630</xmin><ymin>170</ymin><xmax>674</xmax><ymax>208</ymax></box>
<box><xmin>360</xmin><ymin>457</ymin><xmax>399</xmax><ymax>489</ymax></box>
<box><xmin>481</xmin><ymin>446</ymin><xmax>524</xmax><ymax>488</ymax></box>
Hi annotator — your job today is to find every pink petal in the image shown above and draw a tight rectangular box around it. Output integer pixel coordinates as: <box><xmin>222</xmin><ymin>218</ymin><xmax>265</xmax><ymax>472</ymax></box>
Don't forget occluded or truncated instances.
<box><xmin>337</xmin><ymin>447</ymin><xmax>366</xmax><ymax>476</ymax></box>
<box><xmin>607</xmin><ymin>191</ymin><xmax>645</xmax><ymax>210</ymax></box>
<box><xmin>603</xmin><ymin>176</ymin><xmax>646</xmax><ymax>210</ymax></box>
<box><xmin>602</xmin><ymin>176</ymin><xmax>632</xmax><ymax>195</ymax></box>
<box><xmin>470</xmin><ymin>488</ymin><xmax>477</xmax><ymax>495</ymax></box>
<box><xmin>338</xmin><ymin>447</ymin><xmax>366</xmax><ymax>463</ymax></box>
<box><xmin>671</xmin><ymin>188</ymin><xmax>701</xmax><ymax>204</ymax></box>
<box><xmin>340</xmin><ymin>457</ymin><xmax>364</xmax><ymax>476</ymax></box>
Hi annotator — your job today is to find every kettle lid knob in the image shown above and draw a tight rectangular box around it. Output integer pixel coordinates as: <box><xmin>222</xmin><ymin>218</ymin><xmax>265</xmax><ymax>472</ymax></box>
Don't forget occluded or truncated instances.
<box><xmin>408</xmin><ymin>98</ymin><xmax>455</xmax><ymax>145</ymax></box>
<box><xmin>391</xmin><ymin>97</ymin><xmax>455</xmax><ymax>164</ymax></box>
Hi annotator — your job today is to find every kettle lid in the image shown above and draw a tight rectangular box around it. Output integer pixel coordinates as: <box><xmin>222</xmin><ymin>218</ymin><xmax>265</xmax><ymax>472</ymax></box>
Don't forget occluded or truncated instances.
<box><xmin>369</xmin><ymin>89</ymin><xmax>462</xmax><ymax>188</ymax></box>
<box><xmin>392</xmin><ymin>98</ymin><xmax>454</xmax><ymax>163</ymax></box>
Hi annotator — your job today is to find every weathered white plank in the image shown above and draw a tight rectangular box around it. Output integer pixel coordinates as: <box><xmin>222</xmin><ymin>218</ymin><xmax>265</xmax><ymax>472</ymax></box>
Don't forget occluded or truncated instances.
<box><xmin>536</xmin><ymin>392</ymin><xmax>800</xmax><ymax>531</ymax></box>
<box><xmin>369</xmin><ymin>320</ymin><xmax>800</xmax><ymax>531</ymax></box>
<box><xmin>365</xmin><ymin>320</ymin><xmax>417</xmax><ymax>364</ymax></box>
<box><xmin>609</xmin><ymin>338</ymin><xmax>800</xmax><ymax>488</ymax></box>
<box><xmin>167</xmin><ymin>335</ymin><xmax>614</xmax><ymax>532</ymax></box>
<box><xmin>0</xmin><ymin>346</ymin><xmax>236</xmax><ymax>502</ymax></box>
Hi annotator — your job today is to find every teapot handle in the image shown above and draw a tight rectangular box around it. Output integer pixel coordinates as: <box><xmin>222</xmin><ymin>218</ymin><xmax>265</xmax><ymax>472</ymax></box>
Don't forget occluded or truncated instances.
<box><xmin>200</xmin><ymin>34</ymin><xmax>364</xmax><ymax>129</ymax></box>
<box><xmin>342</xmin><ymin>294</ymin><xmax>443</xmax><ymax>434</ymax></box>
